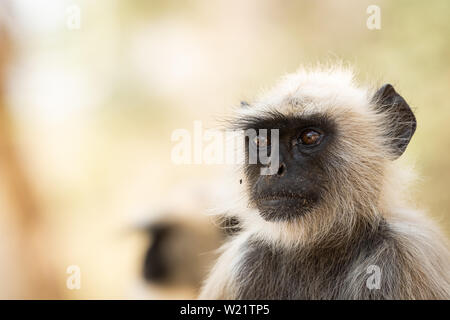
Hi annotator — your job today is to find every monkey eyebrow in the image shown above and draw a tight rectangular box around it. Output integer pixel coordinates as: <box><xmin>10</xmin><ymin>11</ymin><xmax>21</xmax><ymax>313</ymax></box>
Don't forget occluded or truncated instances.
<box><xmin>230</xmin><ymin>110</ymin><xmax>289</xmax><ymax>131</ymax></box>
<box><xmin>230</xmin><ymin>110</ymin><xmax>334</xmax><ymax>132</ymax></box>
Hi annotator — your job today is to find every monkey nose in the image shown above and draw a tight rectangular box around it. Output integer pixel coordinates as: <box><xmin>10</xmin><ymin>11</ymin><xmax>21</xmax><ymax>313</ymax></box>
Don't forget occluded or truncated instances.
<box><xmin>276</xmin><ymin>163</ymin><xmax>286</xmax><ymax>176</ymax></box>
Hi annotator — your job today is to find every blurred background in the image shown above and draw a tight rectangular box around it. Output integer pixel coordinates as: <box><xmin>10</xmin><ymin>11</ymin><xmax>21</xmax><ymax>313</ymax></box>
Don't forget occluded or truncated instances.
<box><xmin>0</xmin><ymin>0</ymin><xmax>448</xmax><ymax>299</ymax></box>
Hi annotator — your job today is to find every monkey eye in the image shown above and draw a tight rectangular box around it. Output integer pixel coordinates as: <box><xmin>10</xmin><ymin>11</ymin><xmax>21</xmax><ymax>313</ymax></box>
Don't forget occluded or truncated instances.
<box><xmin>253</xmin><ymin>135</ymin><xmax>270</xmax><ymax>147</ymax></box>
<box><xmin>298</xmin><ymin>129</ymin><xmax>322</xmax><ymax>146</ymax></box>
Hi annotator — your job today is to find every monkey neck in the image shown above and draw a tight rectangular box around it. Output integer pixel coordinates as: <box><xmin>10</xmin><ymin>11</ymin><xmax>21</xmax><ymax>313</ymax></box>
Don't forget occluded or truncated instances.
<box><xmin>247</xmin><ymin>204</ymin><xmax>385</xmax><ymax>250</ymax></box>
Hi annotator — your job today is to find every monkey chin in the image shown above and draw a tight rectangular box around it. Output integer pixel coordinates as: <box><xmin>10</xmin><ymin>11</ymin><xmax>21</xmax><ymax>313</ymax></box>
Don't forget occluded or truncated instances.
<box><xmin>255</xmin><ymin>196</ymin><xmax>318</xmax><ymax>222</ymax></box>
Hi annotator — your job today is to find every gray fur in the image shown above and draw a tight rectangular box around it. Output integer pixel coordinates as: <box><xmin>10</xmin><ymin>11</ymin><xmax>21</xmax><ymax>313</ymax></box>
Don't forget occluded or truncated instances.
<box><xmin>199</xmin><ymin>67</ymin><xmax>450</xmax><ymax>300</ymax></box>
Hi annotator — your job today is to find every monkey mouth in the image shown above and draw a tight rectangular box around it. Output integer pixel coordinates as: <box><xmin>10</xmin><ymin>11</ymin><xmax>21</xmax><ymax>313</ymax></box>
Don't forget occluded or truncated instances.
<box><xmin>256</xmin><ymin>192</ymin><xmax>311</xmax><ymax>202</ymax></box>
<box><xmin>257</xmin><ymin>196</ymin><xmax>313</xmax><ymax>207</ymax></box>
<box><xmin>258</xmin><ymin>195</ymin><xmax>298</xmax><ymax>203</ymax></box>
<box><xmin>253</xmin><ymin>192</ymin><xmax>318</xmax><ymax>221</ymax></box>
<box><xmin>257</xmin><ymin>198</ymin><xmax>300</xmax><ymax>212</ymax></box>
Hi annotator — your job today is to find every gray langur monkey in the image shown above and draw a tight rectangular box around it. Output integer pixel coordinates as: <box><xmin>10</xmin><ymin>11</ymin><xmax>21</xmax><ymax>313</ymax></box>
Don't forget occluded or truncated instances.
<box><xmin>199</xmin><ymin>66</ymin><xmax>450</xmax><ymax>300</ymax></box>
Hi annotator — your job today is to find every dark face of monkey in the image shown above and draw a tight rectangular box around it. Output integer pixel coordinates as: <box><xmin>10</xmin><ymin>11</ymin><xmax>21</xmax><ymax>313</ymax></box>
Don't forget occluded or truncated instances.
<box><xmin>241</xmin><ymin>113</ymin><xmax>337</xmax><ymax>221</ymax></box>
<box><xmin>236</xmin><ymin>83</ymin><xmax>416</xmax><ymax>222</ymax></box>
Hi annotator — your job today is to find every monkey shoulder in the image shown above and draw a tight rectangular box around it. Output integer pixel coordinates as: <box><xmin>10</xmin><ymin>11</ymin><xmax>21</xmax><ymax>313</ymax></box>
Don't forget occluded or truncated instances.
<box><xmin>376</xmin><ymin>218</ymin><xmax>450</xmax><ymax>299</ymax></box>
<box><xmin>338</xmin><ymin>219</ymin><xmax>450</xmax><ymax>299</ymax></box>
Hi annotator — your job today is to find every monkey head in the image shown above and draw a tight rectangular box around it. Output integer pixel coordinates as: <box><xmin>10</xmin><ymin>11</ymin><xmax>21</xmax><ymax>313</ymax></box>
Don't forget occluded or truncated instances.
<box><xmin>232</xmin><ymin>67</ymin><xmax>416</xmax><ymax>238</ymax></box>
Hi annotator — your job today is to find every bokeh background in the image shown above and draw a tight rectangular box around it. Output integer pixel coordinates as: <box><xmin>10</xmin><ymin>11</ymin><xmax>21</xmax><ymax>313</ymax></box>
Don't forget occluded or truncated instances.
<box><xmin>0</xmin><ymin>0</ymin><xmax>449</xmax><ymax>299</ymax></box>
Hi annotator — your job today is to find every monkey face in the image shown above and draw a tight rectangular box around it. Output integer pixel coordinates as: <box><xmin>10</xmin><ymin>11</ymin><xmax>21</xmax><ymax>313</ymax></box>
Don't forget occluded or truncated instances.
<box><xmin>241</xmin><ymin>113</ymin><xmax>337</xmax><ymax>221</ymax></box>
<box><xmin>233</xmin><ymin>80</ymin><xmax>416</xmax><ymax>223</ymax></box>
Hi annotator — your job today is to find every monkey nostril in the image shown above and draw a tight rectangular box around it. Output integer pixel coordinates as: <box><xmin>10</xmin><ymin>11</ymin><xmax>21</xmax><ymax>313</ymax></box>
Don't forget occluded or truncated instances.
<box><xmin>277</xmin><ymin>163</ymin><xmax>286</xmax><ymax>176</ymax></box>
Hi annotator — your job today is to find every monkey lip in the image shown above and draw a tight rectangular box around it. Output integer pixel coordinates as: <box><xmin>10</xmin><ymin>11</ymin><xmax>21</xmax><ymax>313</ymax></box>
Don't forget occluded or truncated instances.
<box><xmin>256</xmin><ymin>194</ymin><xmax>303</xmax><ymax>205</ymax></box>
<box><xmin>254</xmin><ymin>192</ymin><xmax>318</xmax><ymax>221</ymax></box>
<box><xmin>258</xmin><ymin>198</ymin><xmax>297</xmax><ymax>208</ymax></box>
<box><xmin>255</xmin><ymin>193</ymin><xmax>316</xmax><ymax>207</ymax></box>
<box><xmin>257</xmin><ymin>192</ymin><xmax>301</xmax><ymax>200</ymax></box>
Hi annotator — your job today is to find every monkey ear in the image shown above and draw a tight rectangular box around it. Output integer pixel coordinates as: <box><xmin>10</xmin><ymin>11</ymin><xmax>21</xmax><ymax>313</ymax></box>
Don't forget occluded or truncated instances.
<box><xmin>372</xmin><ymin>84</ymin><xmax>416</xmax><ymax>159</ymax></box>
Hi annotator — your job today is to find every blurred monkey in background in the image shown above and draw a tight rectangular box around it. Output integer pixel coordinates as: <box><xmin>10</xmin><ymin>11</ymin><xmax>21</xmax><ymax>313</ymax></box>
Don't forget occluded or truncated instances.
<box><xmin>133</xmin><ymin>181</ymin><xmax>240</xmax><ymax>299</ymax></box>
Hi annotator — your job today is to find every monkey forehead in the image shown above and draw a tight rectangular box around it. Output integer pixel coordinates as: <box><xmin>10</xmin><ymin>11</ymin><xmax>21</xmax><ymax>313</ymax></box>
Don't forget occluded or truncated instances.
<box><xmin>238</xmin><ymin>67</ymin><xmax>372</xmax><ymax>118</ymax></box>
